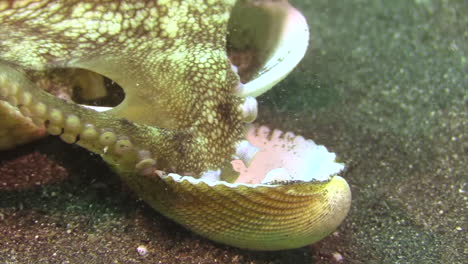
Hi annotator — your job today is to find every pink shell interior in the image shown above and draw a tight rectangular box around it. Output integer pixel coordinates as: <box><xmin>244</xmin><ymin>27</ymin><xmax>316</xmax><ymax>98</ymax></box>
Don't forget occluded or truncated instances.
<box><xmin>231</xmin><ymin>126</ymin><xmax>344</xmax><ymax>185</ymax></box>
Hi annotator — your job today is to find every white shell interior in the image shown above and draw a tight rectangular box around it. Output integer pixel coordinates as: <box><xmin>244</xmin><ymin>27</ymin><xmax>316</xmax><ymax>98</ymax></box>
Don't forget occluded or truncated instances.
<box><xmin>168</xmin><ymin>126</ymin><xmax>344</xmax><ymax>187</ymax></box>
<box><xmin>231</xmin><ymin>126</ymin><xmax>344</xmax><ymax>185</ymax></box>
<box><xmin>78</xmin><ymin>2</ymin><xmax>328</xmax><ymax>188</ymax></box>
<box><xmin>236</xmin><ymin>1</ymin><xmax>310</xmax><ymax>98</ymax></box>
<box><xmin>83</xmin><ymin>1</ymin><xmax>310</xmax><ymax>112</ymax></box>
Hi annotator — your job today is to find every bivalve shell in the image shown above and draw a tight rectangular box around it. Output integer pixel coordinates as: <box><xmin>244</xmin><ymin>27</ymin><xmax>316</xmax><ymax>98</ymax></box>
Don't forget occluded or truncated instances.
<box><xmin>116</xmin><ymin>126</ymin><xmax>351</xmax><ymax>250</ymax></box>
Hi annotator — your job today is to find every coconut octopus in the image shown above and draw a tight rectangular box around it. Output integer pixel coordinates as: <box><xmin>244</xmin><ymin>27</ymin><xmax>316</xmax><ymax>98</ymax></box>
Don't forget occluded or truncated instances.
<box><xmin>0</xmin><ymin>0</ymin><xmax>351</xmax><ymax>250</ymax></box>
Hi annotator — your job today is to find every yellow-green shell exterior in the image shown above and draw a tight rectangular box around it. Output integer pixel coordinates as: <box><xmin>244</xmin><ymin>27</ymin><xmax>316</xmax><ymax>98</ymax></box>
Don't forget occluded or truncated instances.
<box><xmin>118</xmin><ymin>169</ymin><xmax>351</xmax><ymax>250</ymax></box>
<box><xmin>0</xmin><ymin>0</ymin><xmax>351</xmax><ymax>250</ymax></box>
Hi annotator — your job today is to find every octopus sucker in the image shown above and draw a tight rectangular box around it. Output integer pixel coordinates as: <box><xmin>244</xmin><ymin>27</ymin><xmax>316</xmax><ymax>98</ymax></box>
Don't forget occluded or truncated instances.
<box><xmin>0</xmin><ymin>0</ymin><xmax>351</xmax><ymax>250</ymax></box>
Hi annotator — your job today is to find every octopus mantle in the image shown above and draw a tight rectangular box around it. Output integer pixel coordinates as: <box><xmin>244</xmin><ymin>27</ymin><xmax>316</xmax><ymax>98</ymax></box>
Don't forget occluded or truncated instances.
<box><xmin>0</xmin><ymin>0</ymin><xmax>351</xmax><ymax>250</ymax></box>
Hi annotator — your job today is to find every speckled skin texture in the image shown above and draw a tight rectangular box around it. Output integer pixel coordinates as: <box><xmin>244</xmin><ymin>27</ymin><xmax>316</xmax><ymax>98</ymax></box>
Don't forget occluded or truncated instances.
<box><xmin>1</xmin><ymin>0</ymin><xmax>465</xmax><ymax>262</ymax></box>
<box><xmin>0</xmin><ymin>0</ymin><xmax>243</xmax><ymax>175</ymax></box>
<box><xmin>0</xmin><ymin>0</ymin><xmax>352</xmax><ymax>250</ymax></box>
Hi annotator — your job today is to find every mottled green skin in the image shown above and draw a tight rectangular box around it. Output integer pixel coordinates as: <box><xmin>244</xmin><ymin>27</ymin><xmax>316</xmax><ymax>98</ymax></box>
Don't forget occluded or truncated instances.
<box><xmin>0</xmin><ymin>0</ymin><xmax>244</xmax><ymax>175</ymax></box>
<box><xmin>0</xmin><ymin>0</ymin><xmax>355</xmax><ymax>250</ymax></box>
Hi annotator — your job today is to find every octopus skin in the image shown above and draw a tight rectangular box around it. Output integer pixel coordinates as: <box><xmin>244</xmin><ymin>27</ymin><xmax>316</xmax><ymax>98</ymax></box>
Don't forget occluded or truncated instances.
<box><xmin>0</xmin><ymin>0</ymin><xmax>351</xmax><ymax>250</ymax></box>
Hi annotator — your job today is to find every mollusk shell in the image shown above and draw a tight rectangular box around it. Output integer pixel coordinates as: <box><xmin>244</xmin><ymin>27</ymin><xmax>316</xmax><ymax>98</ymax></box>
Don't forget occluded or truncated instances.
<box><xmin>229</xmin><ymin>0</ymin><xmax>309</xmax><ymax>97</ymax></box>
<box><xmin>0</xmin><ymin>1</ymin><xmax>351</xmax><ymax>251</ymax></box>
<box><xmin>114</xmin><ymin>126</ymin><xmax>351</xmax><ymax>250</ymax></box>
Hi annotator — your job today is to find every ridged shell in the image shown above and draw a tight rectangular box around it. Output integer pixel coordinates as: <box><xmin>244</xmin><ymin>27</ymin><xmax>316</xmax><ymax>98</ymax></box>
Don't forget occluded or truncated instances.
<box><xmin>0</xmin><ymin>1</ymin><xmax>351</xmax><ymax>251</ymax></box>
<box><xmin>114</xmin><ymin>128</ymin><xmax>351</xmax><ymax>250</ymax></box>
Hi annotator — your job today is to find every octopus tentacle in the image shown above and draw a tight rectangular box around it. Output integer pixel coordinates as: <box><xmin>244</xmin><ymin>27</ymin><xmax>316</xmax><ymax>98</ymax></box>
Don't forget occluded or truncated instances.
<box><xmin>0</xmin><ymin>0</ymin><xmax>251</xmax><ymax>177</ymax></box>
<box><xmin>0</xmin><ymin>63</ymin><xmax>191</xmax><ymax>174</ymax></box>
<box><xmin>0</xmin><ymin>100</ymin><xmax>46</xmax><ymax>150</ymax></box>
<box><xmin>114</xmin><ymin>125</ymin><xmax>351</xmax><ymax>251</ymax></box>
<box><xmin>0</xmin><ymin>0</ymin><xmax>351</xmax><ymax>250</ymax></box>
